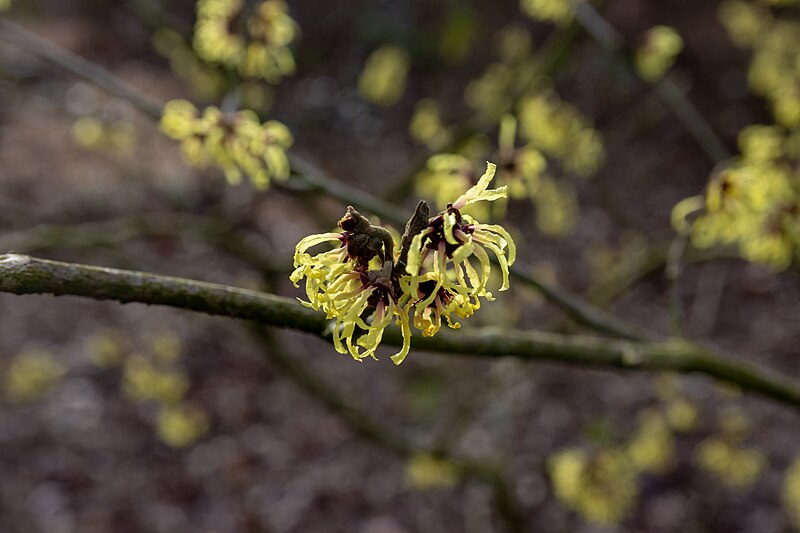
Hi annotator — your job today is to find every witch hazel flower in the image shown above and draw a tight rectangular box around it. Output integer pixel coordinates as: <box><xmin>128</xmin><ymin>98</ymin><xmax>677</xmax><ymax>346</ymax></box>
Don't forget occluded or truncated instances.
<box><xmin>290</xmin><ymin>162</ymin><xmax>515</xmax><ymax>365</ymax></box>
<box><xmin>402</xmin><ymin>162</ymin><xmax>516</xmax><ymax>337</ymax></box>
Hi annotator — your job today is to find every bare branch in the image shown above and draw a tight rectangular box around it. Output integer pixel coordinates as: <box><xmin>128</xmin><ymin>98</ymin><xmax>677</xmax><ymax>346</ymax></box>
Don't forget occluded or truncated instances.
<box><xmin>1</xmin><ymin>254</ymin><xmax>799</xmax><ymax>411</ymax></box>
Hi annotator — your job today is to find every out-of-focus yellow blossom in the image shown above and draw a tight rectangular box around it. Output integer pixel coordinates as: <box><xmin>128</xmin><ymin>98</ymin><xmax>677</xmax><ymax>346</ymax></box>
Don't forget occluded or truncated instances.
<box><xmin>153</xmin><ymin>28</ymin><xmax>226</xmax><ymax>100</ymax></box>
<box><xmin>719</xmin><ymin>1</ymin><xmax>773</xmax><ymax>48</ymax></box>
<box><xmin>520</xmin><ymin>0</ymin><xmax>577</xmax><ymax>25</ymax></box>
<box><xmin>535</xmin><ymin>176</ymin><xmax>578</xmax><ymax>237</ymax></box>
<box><xmin>358</xmin><ymin>45</ymin><xmax>411</xmax><ymax>106</ymax></box>
<box><xmin>409</xmin><ymin>99</ymin><xmax>452</xmax><ymax>151</ymax></box>
<box><xmin>240</xmin><ymin>0</ymin><xmax>298</xmax><ymax>83</ymax></box>
<box><xmin>548</xmin><ymin>448</ymin><xmax>638</xmax><ymax>526</ymax></box>
<box><xmin>406</xmin><ymin>453</ymin><xmax>460</xmax><ymax>488</ymax></box>
<box><xmin>635</xmin><ymin>26</ymin><xmax>684</xmax><ymax>82</ymax></box>
<box><xmin>160</xmin><ymin>99</ymin><xmax>293</xmax><ymax>189</ymax></box>
<box><xmin>665</xmin><ymin>398</ymin><xmax>700</xmax><ymax>432</ymax></box>
<box><xmin>748</xmin><ymin>20</ymin><xmax>800</xmax><ymax>127</ymax></box>
<box><xmin>465</xmin><ymin>62</ymin><xmax>517</xmax><ymax>118</ymax></box>
<box><xmin>497</xmin><ymin>115</ymin><xmax>546</xmax><ymax>200</ymax></box>
<box><xmin>156</xmin><ymin>403</ymin><xmax>209</xmax><ymax>448</ymax></box>
<box><xmin>783</xmin><ymin>457</ymin><xmax>800</xmax><ymax>528</ymax></box>
<box><xmin>71</xmin><ymin>117</ymin><xmax>103</xmax><ymax>147</ymax></box>
<box><xmin>673</xmin><ymin>124</ymin><xmax>799</xmax><ymax>270</ymax></box>
<box><xmin>71</xmin><ymin>117</ymin><xmax>137</xmax><ymax>156</ymax></box>
<box><xmin>463</xmin><ymin>26</ymin><xmax>537</xmax><ymax>118</ymax></box>
<box><xmin>415</xmin><ymin>136</ymin><xmax>492</xmax><ymax>220</ymax></box>
<box><xmin>518</xmin><ymin>89</ymin><xmax>605</xmax><ymax>177</ymax></box>
<box><xmin>151</xmin><ymin>331</ymin><xmax>182</xmax><ymax>364</ymax></box>
<box><xmin>3</xmin><ymin>350</ymin><xmax>65</xmax><ymax>402</ymax></box>
<box><xmin>122</xmin><ymin>354</ymin><xmax>189</xmax><ymax>404</ymax></box>
<box><xmin>194</xmin><ymin>0</ymin><xmax>244</xmax><ymax>65</ymax></box>
<box><xmin>86</xmin><ymin>329</ymin><xmax>124</xmax><ymax>368</ymax></box>
<box><xmin>695</xmin><ymin>437</ymin><xmax>766</xmax><ymax>489</ymax></box>
<box><xmin>193</xmin><ymin>0</ymin><xmax>297</xmax><ymax>84</ymax></box>
<box><xmin>496</xmin><ymin>24</ymin><xmax>533</xmax><ymax>63</ymax></box>
<box><xmin>626</xmin><ymin>410</ymin><xmax>676</xmax><ymax>474</ymax></box>
<box><xmin>0</xmin><ymin>0</ymin><xmax>11</xmax><ymax>11</ymax></box>
<box><xmin>416</xmin><ymin>113</ymin><xmax>581</xmax><ymax>237</ymax></box>
<box><xmin>653</xmin><ymin>374</ymin><xmax>700</xmax><ymax>432</ymax></box>
<box><xmin>719</xmin><ymin>1</ymin><xmax>799</xmax><ymax>127</ymax></box>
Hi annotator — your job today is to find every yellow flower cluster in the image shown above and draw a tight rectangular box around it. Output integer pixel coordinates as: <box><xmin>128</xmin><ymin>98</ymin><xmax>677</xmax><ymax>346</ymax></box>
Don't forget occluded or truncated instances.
<box><xmin>290</xmin><ymin>163</ymin><xmax>515</xmax><ymax>365</ymax></box>
<box><xmin>409</xmin><ymin>99</ymin><xmax>452</xmax><ymax>150</ymax></box>
<box><xmin>465</xmin><ymin>62</ymin><xmax>519</xmax><ymax>118</ymax></box>
<box><xmin>116</xmin><ymin>331</ymin><xmax>210</xmax><ymax>448</ymax></box>
<box><xmin>635</xmin><ymin>26</ymin><xmax>684</xmax><ymax>82</ymax></box>
<box><xmin>358</xmin><ymin>45</ymin><xmax>411</xmax><ymax>106</ymax></box>
<box><xmin>625</xmin><ymin>409</ymin><xmax>676</xmax><ymax>474</ymax></box>
<box><xmin>193</xmin><ymin>0</ymin><xmax>298</xmax><ymax>84</ymax></box>
<box><xmin>695</xmin><ymin>406</ymin><xmax>766</xmax><ymax>489</ymax></box>
<box><xmin>462</xmin><ymin>25</ymin><xmax>538</xmax><ymax>118</ymax></box>
<box><xmin>160</xmin><ymin>99</ymin><xmax>293</xmax><ymax>189</ymax></box>
<box><xmin>695</xmin><ymin>438</ymin><xmax>765</xmax><ymax>489</ymax></box>
<box><xmin>720</xmin><ymin>1</ymin><xmax>800</xmax><ymax>127</ymax></box>
<box><xmin>157</xmin><ymin>404</ymin><xmax>210</xmax><ymax>448</ymax></box>
<box><xmin>3</xmin><ymin>349</ymin><xmax>65</xmax><ymax>402</ymax></box>
<box><xmin>673</xmin><ymin>124</ymin><xmax>799</xmax><ymax>269</ymax></box>
<box><xmin>548</xmin><ymin>448</ymin><xmax>638</xmax><ymax>526</ymax></box>
<box><xmin>416</xmin><ymin>109</ymin><xmax>590</xmax><ymax>237</ymax></box>
<box><xmin>518</xmin><ymin>89</ymin><xmax>605</xmax><ymax>177</ymax></box>
<box><xmin>71</xmin><ymin>116</ymin><xmax>137</xmax><ymax>157</ymax></box>
<box><xmin>403</xmin><ymin>165</ymin><xmax>516</xmax><ymax>337</ymax></box>
<box><xmin>520</xmin><ymin>0</ymin><xmax>577</xmax><ymax>25</ymax></box>
<box><xmin>405</xmin><ymin>453</ymin><xmax>460</xmax><ymax>489</ymax></box>
<box><xmin>548</xmin><ymin>379</ymin><xmax>701</xmax><ymax>527</ymax></box>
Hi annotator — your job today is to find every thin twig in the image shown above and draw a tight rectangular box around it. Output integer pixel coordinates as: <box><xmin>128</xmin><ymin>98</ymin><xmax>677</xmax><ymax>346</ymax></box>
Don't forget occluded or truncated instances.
<box><xmin>572</xmin><ymin>2</ymin><xmax>731</xmax><ymax>164</ymax></box>
<box><xmin>666</xmin><ymin>236</ymin><xmax>688</xmax><ymax>337</ymax></box>
<box><xmin>0</xmin><ymin>18</ymin><xmax>163</xmax><ymax>121</ymax></box>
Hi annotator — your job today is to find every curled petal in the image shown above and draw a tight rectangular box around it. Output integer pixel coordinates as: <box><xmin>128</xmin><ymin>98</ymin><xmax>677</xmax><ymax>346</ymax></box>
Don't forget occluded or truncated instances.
<box><xmin>293</xmin><ymin>232</ymin><xmax>342</xmax><ymax>264</ymax></box>
<box><xmin>474</xmin><ymin>224</ymin><xmax>516</xmax><ymax>266</ymax></box>
<box><xmin>476</xmin><ymin>237</ymin><xmax>511</xmax><ymax>291</ymax></box>
<box><xmin>391</xmin><ymin>309</ymin><xmax>413</xmax><ymax>365</ymax></box>
<box><xmin>452</xmin><ymin>162</ymin><xmax>508</xmax><ymax>209</ymax></box>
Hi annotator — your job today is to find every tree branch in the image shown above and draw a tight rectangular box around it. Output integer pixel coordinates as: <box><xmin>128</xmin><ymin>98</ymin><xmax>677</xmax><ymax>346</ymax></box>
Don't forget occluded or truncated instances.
<box><xmin>0</xmin><ymin>17</ymin><xmax>163</xmax><ymax>121</ymax></box>
<box><xmin>573</xmin><ymin>2</ymin><xmax>731</xmax><ymax>164</ymax></box>
<box><xmin>1</xmin><ymin>254</ymin><xmax>799</xmax><ymax>411</ymax></box>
